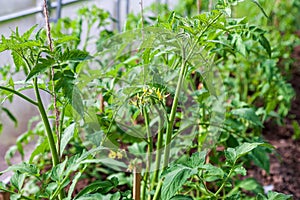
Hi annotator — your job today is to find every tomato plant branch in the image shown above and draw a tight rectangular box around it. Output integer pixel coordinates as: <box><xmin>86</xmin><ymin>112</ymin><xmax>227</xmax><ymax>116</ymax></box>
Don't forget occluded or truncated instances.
<box><xmin>0</xmin><ymin>86</ymin><xmax>38</xmax><ymax>106</ymax></box>
<box><xmin>142</xmin><ymin>106</ymin><xmax>152</xmax><ymax>200</ymax></box>
<box><xmin>33</xmin><ymin>77</ymin><xmax>59</xmax><ymax>167</ymax></box>
<box><xmin>214</xmin><ymin>161</ymin><xmax>236</xmax><ymax>197</ymax></box>
<box><xmin>151</xmin><ymin>105</ymin><xmax>164</xmax><ymax>190</ymax></box>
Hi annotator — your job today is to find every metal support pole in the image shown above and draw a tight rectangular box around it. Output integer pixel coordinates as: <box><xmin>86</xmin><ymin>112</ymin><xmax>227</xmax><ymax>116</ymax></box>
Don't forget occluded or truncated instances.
<box><xmin>0</xmin><ymin>0</ymin><xmax>86</xmax><ymax>23</ymax></box>
<box><xmin>126</xmin><ymin>0</ymin><xmax>130</xmax><ymax>16</ymax></box>
<box><xmin>116</xmin><ymin>0</ymin><xmax>121</xmax><ymax>32</ymax></box>
<box><xmin>56</xmin><ymin>0</ymin><xmax>63</xmax><ymax>21</ymax></box>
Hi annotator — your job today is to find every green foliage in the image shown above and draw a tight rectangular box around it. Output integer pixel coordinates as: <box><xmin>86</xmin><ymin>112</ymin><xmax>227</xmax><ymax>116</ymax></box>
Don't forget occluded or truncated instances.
<box><xmin>0</xmin><ymin>1</ymin><xmax>297</xmax><ymax>200</ymax></box>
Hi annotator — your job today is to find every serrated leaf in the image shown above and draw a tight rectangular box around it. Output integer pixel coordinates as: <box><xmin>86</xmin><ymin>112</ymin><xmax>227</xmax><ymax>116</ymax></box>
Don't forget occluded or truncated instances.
<box><xmin>161</xmin><ymin>165</ymin><xmax>196</xmax><ymax>200</ymax></box>
<box><xmin>4</xmin><ymin>162</ymin><xmax>39</xmax><ymax>176</ymax></box>
<box><xmin>26</xmin><ymin>58</ymin><xmax>55</xmax><ymax>81</ymax></box>
<box><xmin>225</xmin><ymin>148</ymin><xmax>237</xmax><ymax>164</ymax></box>
<box><xmin>188</xmin><ymin>151</ymin><xmax>207</xmax><ymax>168</ymax></box>
<box><xmin>11</xmin><ymin>51</ymin><xmax>24</xmax><ymax>72</ymax></box>
<box><xmin>22</xmin><ymin>24</ymin><xmax>38</xmax><ymax>40</ymax></box>
<box><xmin>236</xmin><ymin>142</ymin><xmax>262</xmax><ymax>159</ymax></box>
<box><xmin>60</xmin><ymin>49</ymin><xmax>90</xmax><ymax>62</ymax></box>
<box><xmin>60</xmin><ymin>123</ymin><xmax>76</xmax><ymax>156</ymax></box>
<box><xmin>203</xmin><ymin>164</ymin><xmax>224</xmax><ymax>182</ymax></box>
<box><xmin>54</xmin><ymin>35</ymin><xmax>79</xmax><ymax>46</ymax></box>
<box><xmin>266</xmin><ymin>191</ymin><xmax>292</xmax><ymax>200</ymax></box>
<box><xmin>51</xmin><ymin>158</ymin><xmax>68</xmax><ymax>182</ymax></box>
<box><xmin>11</xmin><ymin>171</ymin><xmax>25</xmax><ymax>191</ymax></box>
<box><xmin>231</xmin><ymin>108</ymin><xmax>263</xmax><ymax>127</ymax></box>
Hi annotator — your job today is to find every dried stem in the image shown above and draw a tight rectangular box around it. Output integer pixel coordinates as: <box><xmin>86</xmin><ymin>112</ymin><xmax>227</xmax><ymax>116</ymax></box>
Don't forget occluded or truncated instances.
<box><xmin>43</xmin><ymin>0</ymin><xmax>61</xmax><ymax>157</ymax></box>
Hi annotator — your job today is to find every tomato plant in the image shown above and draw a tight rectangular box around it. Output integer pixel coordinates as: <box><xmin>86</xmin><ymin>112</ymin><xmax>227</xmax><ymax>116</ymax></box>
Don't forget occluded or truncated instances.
<box><xmin>0</xmin><ymin>0</ymin><xmax>296</xmax><ymax>200</ymax></box>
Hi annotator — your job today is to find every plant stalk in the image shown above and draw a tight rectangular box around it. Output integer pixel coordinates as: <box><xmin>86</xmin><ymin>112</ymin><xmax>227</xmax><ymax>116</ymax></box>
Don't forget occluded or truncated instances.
<box><xmin>33</xmin><ymin>78</ymin><xmax>59</xmax><ymax>166</ymax></box>
<box><xmin>150</xmin><ymin>105</ymin><xmax>164</xmax><ymax>190</ymax></box>
<box><xmin>142</xmin><ymin>106</ymin><xmax>153</xmax><ymax>200</ymax></box>
<box><xmin>0</xmin><ymin>86</ymin><xmax>38</xmax><ymax>106</ymax></box>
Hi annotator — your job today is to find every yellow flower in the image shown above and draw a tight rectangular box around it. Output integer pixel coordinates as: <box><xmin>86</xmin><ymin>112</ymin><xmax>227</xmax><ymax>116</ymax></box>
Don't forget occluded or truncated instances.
<box><xmin>156</xmin><ymin>88</ymin><xmax>163</xmax><ymax>100</ymax></box>
<box><xmin>108</xmin><ymin>150</ymin><xmax>117</xmax><ymax>159</ymax></box>
<box><xmin>116</xmin><ymin>151</ymin><xmax>123</xmax><ymax>159</ymax></box>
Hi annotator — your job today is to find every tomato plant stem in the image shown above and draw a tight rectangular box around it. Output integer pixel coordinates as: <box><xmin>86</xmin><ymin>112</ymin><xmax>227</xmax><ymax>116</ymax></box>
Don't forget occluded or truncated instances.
<box><xmin>33</xmin><ymin>78</ymin><xmax>59</xmax><ymax>167</ymax></box>
<box><xmin>0</xmin><ymin>86</ymin><xmax>38</xmax><ymax>106</ymax></box>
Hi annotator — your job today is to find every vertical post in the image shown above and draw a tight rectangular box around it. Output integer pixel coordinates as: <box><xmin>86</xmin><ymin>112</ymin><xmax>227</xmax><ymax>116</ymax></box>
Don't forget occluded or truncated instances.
<box><xmin>133</xmin><ymin>166</ymin><xmax>141</xmax><ymax>200</ymax></box>
<box><xmin>197</xmin><ymin>0</ymin><xmax>201</xmax><ymax>14</ymax></box>
<box><xmin>116</xmin><ymin>0</ymin><xmax>121</xmax><ymax>32</ymax></box>
<box><xmin>126</xmin><ymin>0</ymin><xmax>130</xmax><ymax>16</ymax></box>
<box><xmin>56</xmin><ymin>0</ymin><xmax>63</xmax><ymax>22</ymax></box>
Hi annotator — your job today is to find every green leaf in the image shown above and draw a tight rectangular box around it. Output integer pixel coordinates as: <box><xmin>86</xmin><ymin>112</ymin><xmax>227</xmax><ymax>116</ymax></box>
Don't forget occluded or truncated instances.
<box><xmin>0</xmin><ymin>182</ymin><xmax>7</xmax><ymax>190</ymax></box>
<box><xmin>67</xmin><ymin>169</ymin><xmax>84</xmax><ymax>200</ymax></box>
<box><xmin>4</xmin><ymin>145</ymin><xmax>18</xmax><ymax>165</ymax></box>
<box><xmin>22</xmin><ymin>24</ymin><xmax>38</xmax><ymax>40</ymax></box>
<box><xmin>54</xmin><ymin>35</ymin><xmax>79</xmax><ymax>46</ymax></box>
<box><xmin>4</xmin><ymin>162</ymin><xmax>39</xmax><ymax>176</ymax></box>
<box><xmin>225</xmin><ymin>148</ymin><xmax>237</xmax><ymax>164</ymax></box>
<box><xmin>29</xmin><ymin>138</ymin><xmax>49</xmax><ymax>163</ymax></box>
<box><xmin>250</xmin><ymin>0</ymin><xmax>269</xmax><ymax>18</ymax></box>
<box><xmin>161</xmin><ymin>165</ymin><xmax>196</xmax><ymax>200</ymax></box>
<box><xmin>1</xmin><ymin>107</ymin><xmax>17</xmax><ymax>127</ymax></box>
<box><xmin>74</xmin><ymin>179</ymin><xmax>116</xmax><ymax>199</ymax></box>
<box><xmin>188</xmin><ymin>150</ymin><xmax>207</xmax><ymax>168</ymax></box>
<box><xmin>258</xmin><ymin>34</ymin><xmax>271</xmax><ymax>57</ymax></box>
<box><xmin>11</xmin><ymin>171</ymin><xmax>25</xmax><ymax>191</ymax></box>
<box><xmin>60</xmin><ymin>123</ymin><xmax>76</xmax><ymax>156</ymax></box>
<box><xmin>266</xmin><ymin>191</ymin><xmax>293</xmax><ymax>200</ymax></box>
<box><xmin>11</xmin><ymin>51</ymin><xmax>24</xmax><ymax>72</ymax></box>
<box><xmin>59</xmin><ymin>49</ymin><xmax>90</xmax><ymax>62</ymax></box>
<box><xmin>46</xmin><ymin>182</ymin><xmax>58</xmax><ymax>196</ymax></box>
<box><xmin>236</xmin><ymin>142</ymin><xmax>262</xmax><ymax>159</ymax></box>
<box><xmin>51</xmin><ymin>158</ymin><xmax>68</xmax><ymax>182</ymax></box>
<box><xmin>231</xmin><ymin>108</ymin><xmax>263</xmax><ymax>127</ymax></box>
<box><xmin>238</xmin><ymin>178</ymin><xmax>260</xmax><ymax>191</ymax></box>
<box><xmin>203</xmin><ymin>164</ymin><xmax>224</xmax><ymax>182</ymax></box>
<box><xmin>170</xmin><ymin>195</ymin><xmax>193</xmax><ymax>200</ymax></box>
<box><xmin>251</xmin><ymin>146</ymin><xmax>270</xmax><ymax>173</ymax></box>
<box><xmin>26</xmin><ymin>58</ymin><xmax>55</xmax><ymax>81</ymax></box>
<box><xmin>10</xmin><ymin>194</ymin><xmax>21</xmax><ymax>200</ymax></box>
<box><xmin>234</xmin><ymin>34</ymin><xmax>246</xmax><ymax>56</ymax></box>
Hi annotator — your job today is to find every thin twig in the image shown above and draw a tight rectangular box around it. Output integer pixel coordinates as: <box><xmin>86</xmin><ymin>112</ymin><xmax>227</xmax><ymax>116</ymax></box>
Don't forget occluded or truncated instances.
<box><xmin>43</xmin><ymin>0</ymin><xmax>60</xmax><ymax>157</ymax></box>
<box><xmin>139</xmin><ymin>0</ymin><xmax>144</xmax><ymax>40</ymax></box>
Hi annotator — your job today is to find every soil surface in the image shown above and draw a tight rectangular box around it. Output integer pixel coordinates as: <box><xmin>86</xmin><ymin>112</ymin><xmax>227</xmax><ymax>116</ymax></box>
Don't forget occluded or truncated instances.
<box><xmin>247</xmin><ymin>41</ymin><xmax>300</xmax><ymax>199</ymax></box>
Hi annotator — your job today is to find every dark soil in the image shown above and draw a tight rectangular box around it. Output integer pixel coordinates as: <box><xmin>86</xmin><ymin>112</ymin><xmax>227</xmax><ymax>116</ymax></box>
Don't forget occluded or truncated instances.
<box><xmin>247</xmin><ymin>40</ymin><xmax>300</xmax><ymax>199</ymax></box>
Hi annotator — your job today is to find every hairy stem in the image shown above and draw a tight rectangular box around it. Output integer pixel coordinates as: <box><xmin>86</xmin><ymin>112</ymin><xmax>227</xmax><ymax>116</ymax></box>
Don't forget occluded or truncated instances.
<box><xmin>43</xmin><ymin>0</ymin><xmax>61</xmax><ymax>159</ymax></box>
